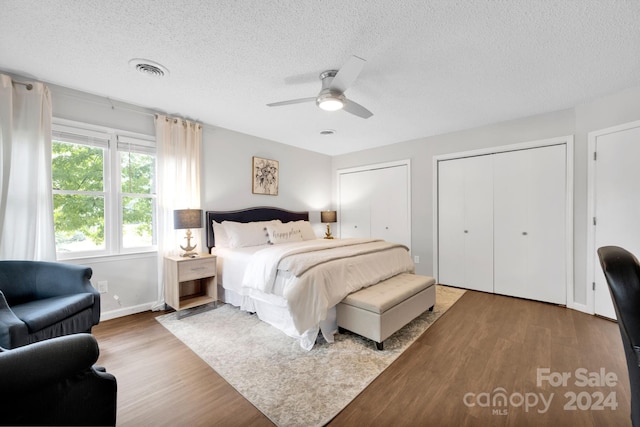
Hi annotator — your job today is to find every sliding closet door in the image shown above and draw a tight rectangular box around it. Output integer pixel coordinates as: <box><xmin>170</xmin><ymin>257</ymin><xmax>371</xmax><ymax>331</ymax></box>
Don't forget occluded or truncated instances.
<box><xmin>493</xmin><ymin>145</ymin><xmax>566</xmax><ymax>304</ymax></box>
<box><xmin>438</xmin><ymin>155</ymin><xmax>494</xmax><ymax>293</ymax></box>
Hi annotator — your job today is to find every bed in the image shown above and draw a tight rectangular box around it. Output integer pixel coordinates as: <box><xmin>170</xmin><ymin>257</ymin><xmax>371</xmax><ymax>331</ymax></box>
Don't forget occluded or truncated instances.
<box><xmin>206</xmin><ymin>207</ymin><xmax>415</xmax><ymax>350</ymax></box>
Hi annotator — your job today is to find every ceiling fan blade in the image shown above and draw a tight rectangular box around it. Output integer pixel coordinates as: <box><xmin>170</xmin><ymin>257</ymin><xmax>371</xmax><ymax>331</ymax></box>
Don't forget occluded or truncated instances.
<box><xmin>329</xmin><ymin>55</ymin><xmax>366</xmax><ymax>93</ymax></box>
<box><xmin>267</xmin><ymin>97</ymin><xmax>316</xmax><ymax>107</ymax></box>
<box><xmin>343</xmin><ymin>99</ymin><xmax>373</xmax><ymax>119</ymax></box>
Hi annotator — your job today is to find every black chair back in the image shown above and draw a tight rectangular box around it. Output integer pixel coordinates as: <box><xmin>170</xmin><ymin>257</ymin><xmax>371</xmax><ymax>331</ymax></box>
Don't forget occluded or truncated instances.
<box><xmin>598</xmin><ymin>245</ymin><xmax>640</xmax><ymax>427</ymax></box>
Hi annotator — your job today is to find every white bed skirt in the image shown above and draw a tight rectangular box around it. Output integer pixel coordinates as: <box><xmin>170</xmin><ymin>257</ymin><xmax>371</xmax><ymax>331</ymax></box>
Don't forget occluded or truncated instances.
<box><xmin>219</xmin><ymin>284</ymin><xmax>337</xmax><ymax>350</ymax></box>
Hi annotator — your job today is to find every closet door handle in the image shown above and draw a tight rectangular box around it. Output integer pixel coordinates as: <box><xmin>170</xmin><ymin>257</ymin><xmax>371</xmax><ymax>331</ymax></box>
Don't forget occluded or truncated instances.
<box><xmin>522</xmin><ymin>232</ymin><xmax>528</xmax><ymax>236</ymax></box>
<box><xmin>464</xmin><ymin>230</ymin><xmax>468</xmax><ymax>234</ymax></box>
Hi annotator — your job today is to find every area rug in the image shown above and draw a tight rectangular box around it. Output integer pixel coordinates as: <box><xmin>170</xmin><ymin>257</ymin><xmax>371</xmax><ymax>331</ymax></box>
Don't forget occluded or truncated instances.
<box><xmin>156</xmin><ymin>285</ymin><xmax>465</xmax><ymax>427</ymax></box>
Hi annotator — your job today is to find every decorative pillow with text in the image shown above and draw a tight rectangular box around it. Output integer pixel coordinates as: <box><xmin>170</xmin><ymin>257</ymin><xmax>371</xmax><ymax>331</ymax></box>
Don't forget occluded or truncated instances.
<box><xmin>222</xmin><ymin>220</ymin><xmax>281</xmax><ymax>248</ymax></box>
<box><xmin>289</xmin><ymin>220</ymin><xmax>317</xmax><ymax>240</ymax></box>
<box><xmin>265</xmin><ymin>223</ymin><xmax>304</xmax><ymax>244</ymax></box>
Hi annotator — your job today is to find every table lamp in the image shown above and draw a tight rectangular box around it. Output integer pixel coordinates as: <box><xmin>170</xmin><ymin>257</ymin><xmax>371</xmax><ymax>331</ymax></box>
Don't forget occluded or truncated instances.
<box><xmin>174</xmin><ymin>209</ymin><xmax>203</xmax><ymax>257</ymax></box>
<box><xmin>321</xmin><ymin>210</ymin><xmax>337</xmax><ymax>239</ymax></box>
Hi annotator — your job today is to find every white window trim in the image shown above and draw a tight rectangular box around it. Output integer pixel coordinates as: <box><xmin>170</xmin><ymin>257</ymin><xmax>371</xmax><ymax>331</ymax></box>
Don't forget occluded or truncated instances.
<box><xmin>53</xmin><ymin>118</ymin><xmax>157</xmax><ymax>260</ymax></box>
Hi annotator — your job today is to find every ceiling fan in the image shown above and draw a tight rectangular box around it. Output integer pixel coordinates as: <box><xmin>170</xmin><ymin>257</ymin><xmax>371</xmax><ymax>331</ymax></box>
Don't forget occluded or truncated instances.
<box><xmin>267</xmin><ymin>55</ymin><xmax>373</xmax><ymax>119</ymax></box>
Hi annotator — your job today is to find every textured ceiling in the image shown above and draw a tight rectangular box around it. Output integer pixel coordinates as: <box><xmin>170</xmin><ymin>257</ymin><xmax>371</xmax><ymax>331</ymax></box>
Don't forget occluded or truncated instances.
<box><xmin>1</xmin><ymin>0</ymin><xmax>639</xmax><ymax>155</ymax></box>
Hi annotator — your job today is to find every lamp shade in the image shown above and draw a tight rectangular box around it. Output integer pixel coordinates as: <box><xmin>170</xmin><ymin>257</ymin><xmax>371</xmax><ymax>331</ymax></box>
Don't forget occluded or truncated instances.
<box><xmin>321</xmin><ymin>210</ymin><xmax>337</xmax><ymax>224</ymax></box>
<box><xmin>173</xmin><ymin>209</ymin><xmax>203</xmax><ymax>230</ymax></box>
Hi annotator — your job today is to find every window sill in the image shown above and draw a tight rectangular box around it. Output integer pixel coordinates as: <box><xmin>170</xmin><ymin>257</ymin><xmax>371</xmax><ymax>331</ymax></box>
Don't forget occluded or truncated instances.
<box><xmin>57</xmin><ymin>250</ymin><xmax>157</xmax><ymax>264</ymax></box>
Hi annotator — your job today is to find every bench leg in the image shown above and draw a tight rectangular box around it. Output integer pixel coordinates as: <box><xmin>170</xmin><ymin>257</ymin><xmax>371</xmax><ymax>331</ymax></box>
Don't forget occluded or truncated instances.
<box><xmin>376</xmin><ymin>341</ymin><xmax>384</xmax><ymax>351</ymax></box>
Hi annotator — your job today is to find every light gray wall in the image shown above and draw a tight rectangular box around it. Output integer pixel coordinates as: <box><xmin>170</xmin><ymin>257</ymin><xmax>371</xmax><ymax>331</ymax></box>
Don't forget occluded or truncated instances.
<box><xmin>52</xmin><ymin>84</ymin><xmax>156</xmax><ymax>136</ymax></box>
<box><xmin>202</xmin><ymin>126</ymin><xmax>332</xmax><ymax>227</ymax></box>
<box><xmin>332</xmin><ymin>84</ymin><xmax>640</xmax><ymax>309</ymax></box>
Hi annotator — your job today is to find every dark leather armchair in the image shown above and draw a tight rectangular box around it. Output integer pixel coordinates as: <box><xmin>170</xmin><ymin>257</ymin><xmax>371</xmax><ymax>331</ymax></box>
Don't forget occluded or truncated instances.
<box><xmin>0</xmin><ymin>333</ymin><xmax>117</xmax><ymax>426</ymax></box>
<box><xmin>597</xmin><ymin>245</ymin><xmax>640</xmax><ymax>427</ymax></box>
<box><xmin>0</xmin><ymin>260</ymin><xmax>100</xmax><ymax>349</ymax></box>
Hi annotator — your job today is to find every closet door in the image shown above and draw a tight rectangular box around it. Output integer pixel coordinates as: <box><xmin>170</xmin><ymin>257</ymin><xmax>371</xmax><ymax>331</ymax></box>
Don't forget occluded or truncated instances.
<box><xmin>493</xmin><ymin>145</ymin><xmax>566</xmax><ymax>304</ymax></box>
<box><xmin>370</xmin><ymin>165</ymin><xmax>410</xmax><ymax>247</ymax></box>
<box><xmin>339</xmin><ymin>164</ymin><xmax>410</xmax><ymax>248</ymax></box>
<box><xmin>438</xmin><ymin>155</ymin><xmax>494</xmax><ymax>293</ymax></box>
<box><xmin>339</xmin><ymin>171</ymin><xmax>371</xmax><ymax>239</ymax></box>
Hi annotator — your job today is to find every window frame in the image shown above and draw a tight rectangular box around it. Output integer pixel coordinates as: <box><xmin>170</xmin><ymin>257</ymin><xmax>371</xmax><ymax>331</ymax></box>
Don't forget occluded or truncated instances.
<box><xmin>116</xmin><ymin>135</ymin><xmax>157</xmax><ymax>253</ymax></box>
<box><xmin>52</xmin><ymin>118</ymin><xmax>157</xmax><ymax>260</ymax></box>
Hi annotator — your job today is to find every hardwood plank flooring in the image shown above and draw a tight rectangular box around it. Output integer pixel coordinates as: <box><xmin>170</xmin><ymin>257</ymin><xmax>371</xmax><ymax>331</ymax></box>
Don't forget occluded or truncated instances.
<box><xmin>93</xmin><ymin>290</ymin><xmax>631</xmax><ymax>426</ymax></box>
<box><xmin>94</xmin><ymin>309</ymin><xmax>272</xmax><ymax>426</ymax></box>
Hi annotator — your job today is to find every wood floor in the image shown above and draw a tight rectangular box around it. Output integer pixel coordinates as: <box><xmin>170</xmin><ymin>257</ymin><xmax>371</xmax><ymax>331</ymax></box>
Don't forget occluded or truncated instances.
<box><xmin>93</xmin><ymin>290</ymin><xmax>631</xmax><ymax>426</ymax></box>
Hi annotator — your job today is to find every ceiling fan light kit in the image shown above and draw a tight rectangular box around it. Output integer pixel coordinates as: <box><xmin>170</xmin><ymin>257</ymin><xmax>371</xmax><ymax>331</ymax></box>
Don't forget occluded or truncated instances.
<box><xmin>316</xmin><ymin>90</ymin><xmax>345</xmax><ymax>111</ymax></box>
<box><xmin>267</xmin><ymin>55</ymin><xmax>373</xmax><ymax>119</ymax></box>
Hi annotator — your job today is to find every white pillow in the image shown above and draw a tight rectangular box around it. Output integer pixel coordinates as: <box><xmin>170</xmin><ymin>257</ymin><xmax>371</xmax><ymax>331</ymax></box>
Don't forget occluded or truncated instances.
<box><xmin>212</xmin><ymin>221</ymin><xmax>230</xmax><ymax>247</ymax></box>
<box><xmin>222</xmin><ymin>220</ymin><xmax>281</xmax><ymax>248</ymax></box>
<box><xmin>266</xmin><ymin>222</ymin><xmax>304</xmax><ymax>245</ymax></box>
<box><xmin>289</xmin><ymin>220</ymin><xmax>317</xmax><ymax>240</ymax></box>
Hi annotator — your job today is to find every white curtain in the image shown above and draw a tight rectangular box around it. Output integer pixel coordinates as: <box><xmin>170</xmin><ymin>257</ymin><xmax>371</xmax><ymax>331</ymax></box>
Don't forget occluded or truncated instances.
<box><xmin>153</xmin><ymin>114</ymin><xmax>202</xmax><ymax>310</ymax></box>
<box><xmin>0</xmin><ymin>74</ymin><xmax>55</xmax><ymax>260</ymax></box>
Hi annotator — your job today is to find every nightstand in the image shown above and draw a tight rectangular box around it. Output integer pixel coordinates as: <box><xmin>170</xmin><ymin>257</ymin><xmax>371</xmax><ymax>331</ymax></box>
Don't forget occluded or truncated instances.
<box><xmin>164</xmin><ymin>253</ymin><xmax>217</xmax><ymax>318</ymax></box>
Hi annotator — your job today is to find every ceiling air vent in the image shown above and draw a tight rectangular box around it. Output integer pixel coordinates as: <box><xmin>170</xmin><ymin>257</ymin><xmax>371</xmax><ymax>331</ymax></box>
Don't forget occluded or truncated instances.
<box><xmin>128</xmin><ymin>58</ymin><xmax>169</xmax><ymax>78</ymax></box>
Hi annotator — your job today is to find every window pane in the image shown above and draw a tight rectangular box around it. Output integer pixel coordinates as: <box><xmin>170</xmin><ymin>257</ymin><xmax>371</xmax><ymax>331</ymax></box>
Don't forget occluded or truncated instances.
<box><xmin>52</xmin><ymin>141</ymin><xmax>104</xmax><ymax>191</ymax></box>
<box><xmin>120</xmin><ymin>151</ymin><xmax>154</xmax><ymax>194</ymax></box>
<box><xmin>53</xmin><ymin>194</ymin><xmax>105</xmax><ymax>252</ymax></box>
<box><xmin>122</xmin><ymin>196</ymin><xmax>154</xmax><ymax>248</ymax></box>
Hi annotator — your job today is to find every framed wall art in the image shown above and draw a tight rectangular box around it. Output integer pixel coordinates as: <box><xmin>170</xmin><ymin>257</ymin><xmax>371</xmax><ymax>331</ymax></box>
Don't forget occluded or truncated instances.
<box><xmin>252</xmin><ymin>156</ymin><xmax>279</xmax><ymax>195</ymax></box>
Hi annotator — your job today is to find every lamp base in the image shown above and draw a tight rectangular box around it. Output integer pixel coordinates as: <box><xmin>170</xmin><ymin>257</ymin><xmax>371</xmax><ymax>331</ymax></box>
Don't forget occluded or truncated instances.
<box><xmin>180</xmin><ymin>229</ymin><xmax>198</xmax><ymax>256</ymax></box>
<box><xmin>324</xmin><ymin>224</ymin><xmax>334</xmax><ymax>239</ymax></box>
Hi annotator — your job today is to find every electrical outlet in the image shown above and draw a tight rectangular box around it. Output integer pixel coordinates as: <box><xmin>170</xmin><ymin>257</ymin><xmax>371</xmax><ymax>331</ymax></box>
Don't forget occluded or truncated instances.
<box><xmin>97</xmin><ymin>280</ymin><xmax>108</xmax><ymax>293</ymax></box>
<box><xmin>414</xmin><ymin>255</ymin><xmax>420</xmax><ymax>264</ymax></box>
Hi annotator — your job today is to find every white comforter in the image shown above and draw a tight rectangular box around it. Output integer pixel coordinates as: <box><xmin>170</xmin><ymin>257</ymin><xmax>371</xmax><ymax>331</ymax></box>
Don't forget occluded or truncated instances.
<box><xmin>241</xmin><ymin>238</ymin><xmax>414</xmax><ymax>346</ymax></box>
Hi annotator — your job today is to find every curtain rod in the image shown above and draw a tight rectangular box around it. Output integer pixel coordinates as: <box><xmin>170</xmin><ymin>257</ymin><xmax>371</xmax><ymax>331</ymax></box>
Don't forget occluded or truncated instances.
<box><xmin>12</xmin><ymin>81</ymin><xmax>33</xmax><ymax>90</ymax></box>
<box><xmin>154</xmin><ymin>113</ymin><xmax>202</xmax><ymax>128</ymax></box>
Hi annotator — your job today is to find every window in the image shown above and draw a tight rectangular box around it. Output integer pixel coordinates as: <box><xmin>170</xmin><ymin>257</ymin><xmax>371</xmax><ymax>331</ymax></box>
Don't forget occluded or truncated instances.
<box><xmin>52</xmin><ymin>121</ymin><xmax>156</xmax><ymax>258</ymax></box>
<box><xmin>118</xmin><ymin>135</ymin><xmax>156</xmax><ymax>249</ymax></box>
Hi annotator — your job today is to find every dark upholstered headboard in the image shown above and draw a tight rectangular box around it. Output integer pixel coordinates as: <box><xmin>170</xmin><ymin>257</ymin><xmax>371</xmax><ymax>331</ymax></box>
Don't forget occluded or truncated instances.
<box><xmin>206</xmin><ymin>207</ymin><xmax>309</xmax><ymax>252</ymax></box>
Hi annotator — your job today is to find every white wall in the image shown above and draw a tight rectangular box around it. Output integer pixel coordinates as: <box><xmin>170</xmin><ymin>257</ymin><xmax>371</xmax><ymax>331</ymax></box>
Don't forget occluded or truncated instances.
<box><xmin>46</xmin><ymin>82</ymin><xmax>332</xmax><ymax>320</ymax></box>
<box><xmin>332</xmin><ymin>84</ymin><xmax>640</xmax><ymax>309</ymax></box>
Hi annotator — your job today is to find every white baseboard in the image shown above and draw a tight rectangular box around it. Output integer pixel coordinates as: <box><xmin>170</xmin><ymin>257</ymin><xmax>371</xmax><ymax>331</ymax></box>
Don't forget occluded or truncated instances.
<box><xmin>100</xmin><ymin>302</ymin><xmax>155</xmax><ymax>322</ymax></box>
<box><xmin>568</xmin><ymin>301</ymin><xmax>592</xmax><ymax>315</ymax></box>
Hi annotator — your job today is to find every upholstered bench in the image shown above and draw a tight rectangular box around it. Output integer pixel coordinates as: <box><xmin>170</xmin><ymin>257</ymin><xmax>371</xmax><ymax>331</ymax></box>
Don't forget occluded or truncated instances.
<box><xmin>336</xmin><ymin>273</ymin><xmax>436</xmax><ymax>350</ymax></box>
